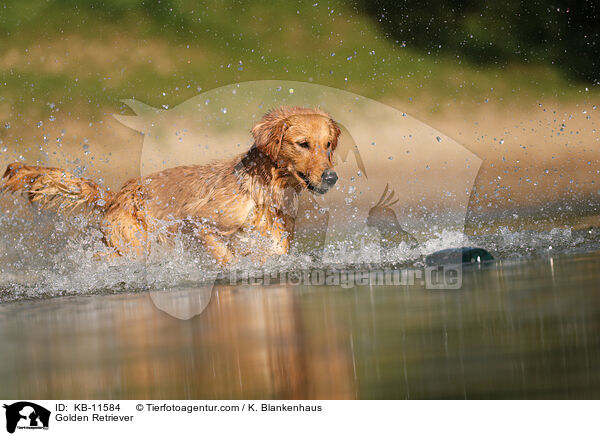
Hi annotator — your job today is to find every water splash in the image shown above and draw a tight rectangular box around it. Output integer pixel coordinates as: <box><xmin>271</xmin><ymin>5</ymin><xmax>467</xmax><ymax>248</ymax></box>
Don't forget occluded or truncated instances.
<box><xmin>1</xmin><ymin>195</ymin><xmax>598</xmax><ymax>303</ymax></box>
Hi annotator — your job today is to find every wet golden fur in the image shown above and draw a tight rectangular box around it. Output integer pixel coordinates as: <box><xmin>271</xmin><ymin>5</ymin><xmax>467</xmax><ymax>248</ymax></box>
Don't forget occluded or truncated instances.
<box><xmin>2</xmin><ymin>107</ymin><xmax>340</xmax><ymax>264</ymax></box>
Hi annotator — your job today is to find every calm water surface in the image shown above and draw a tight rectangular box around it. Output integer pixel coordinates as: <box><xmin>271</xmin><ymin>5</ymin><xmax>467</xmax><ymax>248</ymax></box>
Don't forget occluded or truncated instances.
<box><xmin>1</xmin><ymin>250</ymin><xmax>599</xmax><ymax>399</ymax></box>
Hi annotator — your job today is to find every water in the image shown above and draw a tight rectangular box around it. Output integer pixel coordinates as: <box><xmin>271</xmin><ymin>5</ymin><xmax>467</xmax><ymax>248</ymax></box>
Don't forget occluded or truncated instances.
<box><xmin>1</xmin><ymin>192</ymin><xmax>600</xmax><ymax>398</ymax></box>
<box><xmin>0</xmin><ymin>250</ymin><xmax>599</xmax><ymax>399</ymax></box>
<box><xmin>1</xmin><ymin>193</ymin><xmax>599</xmax><ymax>302</ymax></box>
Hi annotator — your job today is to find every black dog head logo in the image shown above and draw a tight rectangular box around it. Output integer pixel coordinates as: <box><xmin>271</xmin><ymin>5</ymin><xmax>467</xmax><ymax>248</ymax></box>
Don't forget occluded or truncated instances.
<box><xmin>3</xmin><ymin>402</ymin><xmax>50</xmax><ymax>434</ymax></box>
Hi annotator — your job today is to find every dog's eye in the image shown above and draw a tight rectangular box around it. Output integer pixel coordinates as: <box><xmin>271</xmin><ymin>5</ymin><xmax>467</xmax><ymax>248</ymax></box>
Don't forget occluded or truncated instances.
<box><xmin>327</xmin><ymin>142</ymin><xmax>331</xmax><ymax>148</ymax></box>
<box><xmin>297</xmin><ymin>141</ymin><xmax>310</xmax><ymax>149</ymax></box>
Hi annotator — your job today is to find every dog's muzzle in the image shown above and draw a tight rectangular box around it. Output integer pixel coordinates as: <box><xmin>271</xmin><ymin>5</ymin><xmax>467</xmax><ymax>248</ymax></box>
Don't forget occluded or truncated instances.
<box><xmin>297</xmin><ymin>169</ymin><xmax>338</xmax><ymax>194</ymax></box>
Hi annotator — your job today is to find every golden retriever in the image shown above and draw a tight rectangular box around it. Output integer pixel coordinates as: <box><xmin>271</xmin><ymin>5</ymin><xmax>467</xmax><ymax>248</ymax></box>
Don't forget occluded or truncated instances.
<box><xmin>1</xmin><ymin>106</ymin><xmax>340</xmax><ymax>264</ymax></box>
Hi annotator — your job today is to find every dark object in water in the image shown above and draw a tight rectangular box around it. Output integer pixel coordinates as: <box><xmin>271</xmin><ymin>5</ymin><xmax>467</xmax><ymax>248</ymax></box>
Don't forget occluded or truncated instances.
<box><xmin>425</xmin><ymin>247</ymin><xmax>494</xmax><ymax>266</ymax></box>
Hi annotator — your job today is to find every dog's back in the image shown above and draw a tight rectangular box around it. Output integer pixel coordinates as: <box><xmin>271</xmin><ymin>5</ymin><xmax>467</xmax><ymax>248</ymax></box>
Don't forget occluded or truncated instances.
<box><xmin>1</xmin><ymin>157</ymin><xmax>258</xmax><ymax>258</ymax></box>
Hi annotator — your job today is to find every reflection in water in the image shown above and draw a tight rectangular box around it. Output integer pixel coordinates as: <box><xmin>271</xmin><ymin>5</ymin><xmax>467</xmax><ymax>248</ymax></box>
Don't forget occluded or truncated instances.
<box><xmin>0</xmin><ymin>284</ymin><xmax>355</xmax><ymax>399</ymax></box>
<box><xmin>1</xmin><ymin>252</ymin><xmax>599</xmax><ymax>399</ymax></box>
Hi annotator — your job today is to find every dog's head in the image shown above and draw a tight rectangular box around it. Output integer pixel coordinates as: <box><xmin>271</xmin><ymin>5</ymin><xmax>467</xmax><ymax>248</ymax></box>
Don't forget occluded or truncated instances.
<box><xmin>252</xmin><ymin>106</ymin><xmax>341</xmax><ymax>194</ymax></box>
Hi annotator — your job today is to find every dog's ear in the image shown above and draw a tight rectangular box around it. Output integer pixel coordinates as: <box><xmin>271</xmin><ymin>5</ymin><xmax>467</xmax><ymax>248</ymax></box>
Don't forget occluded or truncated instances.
<box><xmin>252</xmin><ymin>110</ymin><xmax>288</xmax><ymax>164</ymax></box>
<box><xmin>329</xmin><ymin>119</ymin><xmax>341</xmax><ymax>151</ymax></box>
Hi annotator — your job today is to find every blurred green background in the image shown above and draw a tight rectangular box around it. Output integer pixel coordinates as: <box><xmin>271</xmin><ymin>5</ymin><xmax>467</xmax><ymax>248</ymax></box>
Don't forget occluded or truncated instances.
<box><xmin>0</xmin><ymin>0</ymin><xmax>598</xmax><ymax>220</ymax></box>
<box><xmin>0</xmin><ymin>0</ymin><xmax>598</xmax><ymax>118</ymax></box>
<box><xmin>360</xmin><ymin>0</ymin><xmax>599</xmax><ymax>83</ymax></box>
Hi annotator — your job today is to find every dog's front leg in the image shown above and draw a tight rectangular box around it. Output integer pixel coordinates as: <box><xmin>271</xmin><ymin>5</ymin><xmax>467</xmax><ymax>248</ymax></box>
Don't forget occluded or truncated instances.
<box><xmin>265</xmin><ymin>212</ymin><xmax>294</xmax><ymax>256</ymax></box>
<box><xmin>199</xmin><ymin>230</ymin><xmax>233</xmax><ymax>265</ymax></box>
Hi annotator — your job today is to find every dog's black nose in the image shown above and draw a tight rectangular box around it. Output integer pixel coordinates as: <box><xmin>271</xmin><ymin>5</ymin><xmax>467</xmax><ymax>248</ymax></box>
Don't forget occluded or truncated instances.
<box><xmin>321</xmin><ymin>169</ymin><xmax>338</xmax><ymax>186</ymax></box>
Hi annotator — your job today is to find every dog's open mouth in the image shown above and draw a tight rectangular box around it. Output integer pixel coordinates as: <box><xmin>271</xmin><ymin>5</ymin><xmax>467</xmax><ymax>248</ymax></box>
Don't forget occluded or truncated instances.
<box><xmin>296</xmin><ymin>171</ymin><xmax>330</xmax><ymax>194</ymax></box>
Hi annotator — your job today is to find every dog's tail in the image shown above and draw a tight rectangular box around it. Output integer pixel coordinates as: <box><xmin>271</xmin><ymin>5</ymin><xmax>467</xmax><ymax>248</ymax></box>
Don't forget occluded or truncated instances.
<box><xmin>1</xmin><ymin>162</ymin><xmax>113</xmax><ymax>214</ymax></box>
